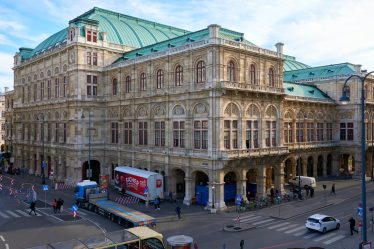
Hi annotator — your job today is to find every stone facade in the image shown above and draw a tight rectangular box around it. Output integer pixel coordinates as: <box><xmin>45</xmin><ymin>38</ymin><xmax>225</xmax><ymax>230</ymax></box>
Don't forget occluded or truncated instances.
<box><xmin>5</xmin><ymin>9</ymin><xmax>374</xmax><ymax>210</ymax></box>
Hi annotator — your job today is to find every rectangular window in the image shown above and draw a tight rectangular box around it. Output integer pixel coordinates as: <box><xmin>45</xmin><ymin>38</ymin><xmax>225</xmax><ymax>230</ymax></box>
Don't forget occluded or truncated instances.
<box><xmin>271</xmin><ymin>121</ymin><xmax>276</xmax><ymax>146</ymax></box>
<box><xmin>347</xmin><ymin>122</ymin><xmax>354</xmax><ymax>140</ymax></box>
<box><xmin>307</xmin><ymin>122</ymin><xmax>314</xmax><ymax>142</ymax></box>
<box><xmin>317</xmin><ymin>123</ymin><xmax>324</xmax><ymax>141</ymax></box>
<box><xmin>21</xmin><ymin>124</ymin><xmax>25</xmax><ymax>140</ymax></box>
<box><xmin>138</xmin><ymin>122</ymin><xmax>148</xmax><ymax>145</ymax></box>
<box><xmin>54</xmin><ymin>78</ymin><xmax>59</xmax><ymax>98</ymax></box>
<box><xmin>284</xmin><ymin>122</ymin><xmax>292</xmax><ymax>144</ymax></box>
<box><xmin>47</xmin><ymin>123</ymin><xmax>51</xmax><ymax>142</ymax></box>
<box><xmin>87</xmin><ymin>75</ymin><xmax>98</xmax><ymax>96</ymax></box>
<box><xmin>327</xmin><ymin>123</ymin><xmax>333</xmax><ymax>141</ymax></box>
<box><xmin>111</xmin><ymin>122</ymin><xmax>119</xmax><ymax>144</ymax></box>
<box><xmin>40</xmin><ymin>81</ymin><xmax>44</xmax><ymax>100</ymax></box>
<box><xmin>265</xmin><ymin>121</ymin><xmax>270</xmax><ymax>147</ymax></box>
<box><xmin>340</xmin><ymin>123</ymin><xmax>346</xmax><ymax>140</ymax></box>
<box><xmin>28</xmin><ymin>124</ymin><xmax>31</xmax><ymax>141</ymax></box>
<box><xmin>173</xmin><ymin>121</ymin><xmax>185</xmax><ymax>148</ymax></box>
<box><xmin>154</xmin><ymin>121</ymin><xmax>165</xmax><ymax>147</ymax></box>
<box><xmin>33</xmin><ymin>84</ymin><xmax>37</xmax><ymax>101</ymax></box>
<box><xmin>224</xmin><ymin>120</ymin><xmax>230</xmax><ymax>149</ymax></box>
<box><xmin>47</xmin><ymin>80</ymin><xmax>51</xmax><ymax>99</ymax></box>
<box><xmin>296</xmin><ymin>122</ymin><xmax>304</xmax><ymax>142</ymax></box>
<box><xmin>194</xmin><ymin>120</ymin><xmax>208</xmax><ymax>149</ymax></box>
<box><xmin>87</xmin><ymin>30</ymin><xmax>92</xmax><ymax>42</ymax></box>
<box><xmin>87</xmin><ymin>52</ymin><xmax>91</xmax><ymax>65</ymax></box>
<box><xmin>55</xmin><ymin>123</ymin><xmax>59</xmax><ymax>143</ymax></box>
<box><xmin>63</xmin><ymin>123</ymin><xmax>67</xmax><ymax>143</ymax></box>
<box><xmin>93</xmin><ymin>52</ymin><xmax>97</xmax><ymax>65</ymax></box>
<box><xmin>124</xmin><ymin>122</ymin><xmax>132</xmax><ymax>145</ymax></box>
<box><xmin>93</xmin><ymin>31</ymin><xmax>97</xmax><ymax>43</ymax></box>
<box><xmin>27</xmin><ymin>85</ymin><xmax>31</xmax><ymax>103</ymax></box>
<box><xmin>22</xmin><ymin>87</ymin><xmax>25</xmax><ymax>103</ymax></box>
<box><xmin>63</xmin><ymin>76</ymin><xmax>67</xmax><ymax>97</ymax></box>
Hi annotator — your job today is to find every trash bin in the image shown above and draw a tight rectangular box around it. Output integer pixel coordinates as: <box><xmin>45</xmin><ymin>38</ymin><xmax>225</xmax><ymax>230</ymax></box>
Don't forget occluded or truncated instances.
<box><xmin>167</xmin><ymin>235</ymin><xmax>193</xmax><ymax>249</ymax></box>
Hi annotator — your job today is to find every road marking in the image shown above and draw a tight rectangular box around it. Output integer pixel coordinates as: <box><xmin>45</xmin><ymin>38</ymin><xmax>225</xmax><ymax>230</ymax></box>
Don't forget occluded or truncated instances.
<box><xmin>5</xmin><ymin>243</ymin><xmax>9</xmax><ymax>249</ymax></box>
<box><xmin>313</xmin><ymin>232</ymin><xmax>337</xmax><ymax>242</ymax></box>
<box><xmin>253</xmin><ymin>218</ymin><xmax>275</xmax><ymax>225</ymax></box>
<box><xmin>76</xmin><ymin>210</ymin><xmax>87</xmax><ymax>216</ymax></box>
<box><xmin>294</xmin><ymin>230</ymin><xmax>308</xmax><ymax>236</ymax></box>
<box><xmin>276</xmin><ymin>224</ymin><xmax>298</xmax><ymax>231</ymax></box>
<box><xmin>303</xmin><ymin>233</ymin><xmax>319</xmax><ymax>239</ymax></box>
<box><xmin>0</xmin><ymin>211</ymin><xmax>9</xmax><ymax>219</ymax></box>
<box><xmin>0</xmin><ymin>235</ymin><xmax>4</xmax><ymax>242</ymax></box>
<box><xmin>6</xmin><ymin>210</ymin><xmax>21</xmax><ymax>218</ymax></box>
<box><xmin>268</xmin><ymin>222</ymin><xmax>290</xmax><ymax>229</ymax></box>
<box><xmin>25</xmin><ymin>209</ymin><xmax>43</xmax><ymax>216</ymax></box>
<box><xmin>240</xmin><ymin>216</ymin><xmax>263</xmax><ymax>222</ymax></box>
<box><xmin>284</xmin><ymin>225</ymin><xmax>306</xmax><ymax>234</ymax></box>
<box><xmin>15</xmin><ymin>209</ymin><xmax>30</xmax><ymax>217</ymax></box>
<box><xmin>323</xmin><ymin>234</ymin><xmax>346</xmax><ymax>245</ymax></box>
<box><xmin>233</xmin><ymin>214</ymin><xmax>255</xmax><ymax>220</ymax></box>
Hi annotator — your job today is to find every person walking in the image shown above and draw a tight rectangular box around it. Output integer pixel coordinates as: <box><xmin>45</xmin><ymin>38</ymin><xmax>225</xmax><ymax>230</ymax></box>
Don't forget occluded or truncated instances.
<box><xmin>330</xmin><ymin>183</ymin><xmax>336</xmax><ymax>195</ymax></box>
<box><xmin>168</xmin><ymin>191</ymin><xmax>173</xmax><ymax>203</ymax></box>
<box><xmin>29</xmin><ymin>201</ymin><xmax>37</xmax><ymax>215</ymax></box>
<box><xmin>52</xmin><ymin>199</ymin><xmax>57</xmax><ymax>213</ymax></box>
<box><xmin>154</xmin><ymin>197</ymin><xmax>159</xmax><ymax>210</ymax></box>
<box><xmin>175</xmin><ymin>206</ymin><xmax>181</xmax><ymax>219</ymax></box>
<box><xmin>310</xmin><ymin>187</ymin><xmax>314</xmax><ymax>198</ymax></box>
<box><xmin>157</xmin><ymin>196</ymin><xmax>161</xmax><ymax>210</ymax></box>
<box><xmin>304</xmin><ymin>185</ymin><xmax>310</xmax><ymax>198</ymax></box>
<box><xmin>349</xmin><ymin>217</ymin><xmax>358</xmax><ymax>235</ymax></box>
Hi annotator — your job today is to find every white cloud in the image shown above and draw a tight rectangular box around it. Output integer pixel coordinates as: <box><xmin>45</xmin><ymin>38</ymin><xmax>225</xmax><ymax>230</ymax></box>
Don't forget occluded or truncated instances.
<box><xmin>0</xmin><ymin>52</ymin><xmax>14</xmax><ymax>90</ymax></box>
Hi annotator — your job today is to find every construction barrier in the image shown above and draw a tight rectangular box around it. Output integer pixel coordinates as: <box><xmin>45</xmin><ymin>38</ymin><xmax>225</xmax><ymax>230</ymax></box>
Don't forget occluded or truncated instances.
<box><xmin>54</xmin><ymin>182</ymin><xmax>75</xmax><ymax>190</ymax></box>
<box><xmin>115</xmin><ymin>196</ymin><xmax>140</xmax><ymax>205</ymax></box>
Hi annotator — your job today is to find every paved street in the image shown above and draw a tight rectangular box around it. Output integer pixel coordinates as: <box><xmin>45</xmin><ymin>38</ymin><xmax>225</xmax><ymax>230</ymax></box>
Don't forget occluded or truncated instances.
<box><xmin>2</xmin><ymin>173</ymin><xmax>374</xmax><ymax>248</ymax></box>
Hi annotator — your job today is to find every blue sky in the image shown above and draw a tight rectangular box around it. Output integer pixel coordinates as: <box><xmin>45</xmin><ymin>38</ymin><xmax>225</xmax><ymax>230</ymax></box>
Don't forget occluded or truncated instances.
<box><xmin>1</xmin><ymin>0</ymin><xmax>374</xmax><ymax>91</ymax></box>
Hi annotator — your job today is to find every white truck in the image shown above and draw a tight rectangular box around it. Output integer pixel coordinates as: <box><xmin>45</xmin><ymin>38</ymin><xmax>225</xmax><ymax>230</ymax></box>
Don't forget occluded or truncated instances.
<box><xmin>114</xmin><ymin>166</ymin><xmax>164</xmax><ymax>201</ymax></box>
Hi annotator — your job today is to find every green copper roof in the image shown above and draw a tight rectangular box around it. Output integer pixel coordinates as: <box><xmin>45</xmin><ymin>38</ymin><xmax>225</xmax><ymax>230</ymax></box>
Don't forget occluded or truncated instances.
<box><xmin>284</xmin><ymin>63</ymin><xmax>356</xmax><ymax>82</ymax></box>
<box><xmin>283</xmin><ymin>55</ymin><xmax>310</xmax><ymax>71</ymax></box>
<box><xmin>284</xmin><ymin>82</ymin><xmax>332</xmax><ymax>101</ymax></box>
<box><xmin>113</xmin><ymin>27</ymin><xmax>257</xmax><ymax>64</ymax></box>
<box><xmin>21</xmin><ymin>7</ymin><xmax>190</xmax><ymax>60</ymax></box>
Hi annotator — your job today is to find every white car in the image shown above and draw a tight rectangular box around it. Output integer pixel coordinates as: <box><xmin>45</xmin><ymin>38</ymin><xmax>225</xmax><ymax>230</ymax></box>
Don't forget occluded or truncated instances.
<box><xmin>305</xmin><ymin>214</ymin><xmax>340</xmax><ymax>233</ymax></box>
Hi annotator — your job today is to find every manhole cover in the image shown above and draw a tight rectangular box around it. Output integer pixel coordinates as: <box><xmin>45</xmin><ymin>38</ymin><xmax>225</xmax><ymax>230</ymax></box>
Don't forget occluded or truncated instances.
<box><xmin>233</xmin><ymin>227</ymin><xmax>242</xmax><ymax>230</ymax></box>
<box><xmin>226</xmin><ymin>225</ymin><xmax>234</xmax><ymax>228</ymax></box>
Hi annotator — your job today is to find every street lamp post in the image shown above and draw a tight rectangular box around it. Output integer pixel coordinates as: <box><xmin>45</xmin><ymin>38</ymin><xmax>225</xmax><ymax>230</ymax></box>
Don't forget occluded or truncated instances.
<box><xmin>340</xmin><ymin>70</ymin><xmax>374</xmax><ymax>244</ymax></box>
<box><xmin>81</xmin><ymin>111</ymin><xmax>92</xmax><ymax>180</ymax></box>
<box><xmin>297</xmin><ymin>112</ymin><xmax>306</xmax><ymax>199</ymax></box>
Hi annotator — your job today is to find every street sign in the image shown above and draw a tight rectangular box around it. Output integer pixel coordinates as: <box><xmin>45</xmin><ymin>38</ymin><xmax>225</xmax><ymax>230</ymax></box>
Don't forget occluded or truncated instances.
<box><xmin>358</xmin><ymin>207</ymin><xmax>363</xmax><ymax>217</ymax></box>
<box><xmin>144</xmin><ymin>186</ymin><xmax>149</xmax><ymax>194</ymax></box>
<box><xmin>72</xmin><ymin>204</ymin><xmax>78</xmax><ymax>211</ymax></box>
<box><xmin>42</xmin><ymin>185</ymin><xmax>49</xmax><ymax>191</ymax></box>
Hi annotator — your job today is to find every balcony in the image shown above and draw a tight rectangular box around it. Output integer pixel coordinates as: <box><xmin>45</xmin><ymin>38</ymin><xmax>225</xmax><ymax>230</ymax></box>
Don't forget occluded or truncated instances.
<box><xmin>285</xmin><ymin>141</ymin><xmax>339</xmax><ymax>151</ymax></box>
<box><xmin>218</xmin><ymin>81</ymin><xmax>284</xmax><ymax>95</ymax></box>
<box><xmin>222</xmin><ymin>146</ymin><xmax>289</xmax><ymax>160</ymax></box>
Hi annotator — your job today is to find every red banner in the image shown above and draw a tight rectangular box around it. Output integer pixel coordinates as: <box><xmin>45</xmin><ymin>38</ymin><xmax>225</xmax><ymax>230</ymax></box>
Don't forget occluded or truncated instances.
<box><xmin>118</xmin><ymin>172</ymin><xmax>148</xmax><ymax>196</ymax></box>
<box><xmin>156</xmin><ymin>179</ymin><xmax>162</xmax><ymax>188</ymax></box>
<box><xmin>100</xmin><ymin>175</ymin><xmax>109</xmax><ymax>192</ymax></box>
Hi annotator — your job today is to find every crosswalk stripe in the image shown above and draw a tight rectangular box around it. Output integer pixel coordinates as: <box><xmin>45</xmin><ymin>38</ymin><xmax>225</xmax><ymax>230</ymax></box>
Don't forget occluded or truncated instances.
<box><xmin>268</xmin><ymin>222</ymin><xmax>290</xmax><ymax>229</ymax></box>
<box><xmin>313</xmin><ymin>232</ymin><xmax>337</xmax><ymax>242</ymax></box>
<box><xmin>25</xmin><ymin>209</ymin><xmax>43</xmax><ymax>216</ymax></box>
<box><xmin>294</xmin><ymin>230</ymin><xmax>308</xmax><ymax>236</ymax></box>
<box><xmin>0</xmin><ymin>211</ymin><xmax>10</xmax><ymax>219</ymax></box>
<box><xmin>76</xmin><ymin>210</ymin><xmax>87</xmax><ymax>216</ymax></box>
<box><xmin>303</xmin><ymin>233</ymin><xmax>319</xmax><ymax>239</ymax></box>
<box><xmin>5</xmin><ymin>210</ymin><xmax>21</xmax><ymax>218</ymax></box>
<box><xmin>323</xmin><ymin>234</ymin><xmax>346</xmax><ymax>245</ymax></box>
<box><xmin>253</xmin><ymin>219</ymin><xmax>275</xmax><ymax>225</ymax></box>
<box><xmin>15</xmin><ymin>210</ymin><xmax>30</xmax><ymax>217</ymax></box>
<box><xmin>276</xmin><ymin>224</ymin><xmax>298</xmax><ymax>231</ymax></box>
<box><xmin>284</xmin><ymin>225</ymin><xmax>306</xmax><ymax>234</ymax></box>
<box><xmin>233</xmin><ymin>214</ymin><xmax>255</xmax><ymax>221</ymax></box>
<box><xmin>240</xmin><ymin>216</ymin><xmax>263</xmax><ymax>222</ymax></box>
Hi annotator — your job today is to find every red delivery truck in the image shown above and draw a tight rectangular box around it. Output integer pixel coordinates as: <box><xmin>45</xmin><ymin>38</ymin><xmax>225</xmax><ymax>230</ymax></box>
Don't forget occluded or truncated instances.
<box><xmin>114</xmin><ymin>166</ymin><xmax>164</xmax><ymax>201</ymax></box>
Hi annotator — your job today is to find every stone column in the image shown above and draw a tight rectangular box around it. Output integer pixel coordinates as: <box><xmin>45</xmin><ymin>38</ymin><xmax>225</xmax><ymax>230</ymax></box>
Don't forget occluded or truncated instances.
<box><xmin>238</xmin><ymin>168</ymin><xmax>247</xmax><ymax>200</ymax></box>
<box><xmin>256</xmin><ymin>167</ymin><xmax>267</xmax><ymax>197</ymax></box>
<box><xmin>216</xmin><ymin>181</ymin><xmax>227</xmax><ymax>210</ymax></box>
<box><xmin>274</xmin><ymin>163</ymin><xmax>285</xmax><ymax>194</ymax></box>
<box><xmin>302</xmin><ymin>156</ymin><xmax>307</xmax><ymax>176</ymax></box>
<box><xmin>313</xmin><ymin>155</ymin><xmax>318</xmax><ymax>177</ymax></box>
<box><xmin>332</xmin><ymin>153</ymin><xmax>340</xmax><ymax>176</ymax></box>
<box><xmin>322</xmin><ymin>154</ymin><xmax>327</xmax><ymax>177</ymax></box>
<box><xmin>183</xmin><ymin>177</ymin><xmax>192</xmax><ymax>206</ymax></box>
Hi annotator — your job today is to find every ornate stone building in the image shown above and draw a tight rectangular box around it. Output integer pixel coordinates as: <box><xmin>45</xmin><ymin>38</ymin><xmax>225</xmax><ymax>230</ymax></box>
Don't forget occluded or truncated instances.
<box><xmin>6</xmin><ymin>7</ymin><xmax>374</xmax><ymax>210</ymax></box>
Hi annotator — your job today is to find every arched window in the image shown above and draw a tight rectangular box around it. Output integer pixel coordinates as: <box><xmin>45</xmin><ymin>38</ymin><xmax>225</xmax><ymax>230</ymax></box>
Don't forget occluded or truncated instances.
<box><xmin>196</xmin><ymin>60</ymin><xmax>206</xmax><ymax>83</ymax></box>
<box><xmin>156</xmin><ymin>69</ymin><xmax>163</xmax><ymax>89</ymax></box>
<box><xmin>250</xmin><ymin>64</ymin><xmax>256</xmax><ymax>84</ymax></box>
<box><xmin>268</xmin><ymin>68</ymin><xmax>275</xmax><ymax>86</ymax></box>
<box><xmin>342</xmin><ymin>85</ymin><xmax>350</xmax><ymax>98</ymax></box>
<box><xmin>125</xmin><ymin>76</ymin><xmax>131</xmax><ymax>93</ymax></box>
<box><xmin>227</xmin><ymin>60</ymin><xmax>235</xmax><ymax>81</ymax></box>
<box><xmin>140</xmin><ymin>73</ymin><xmax>146</xmax><ymax>91</ymax></box>
<box><xmin>175</xmin><ymin>65</ymin><xmax>183</xmax><ymax>86</ymax></box>
<box><xmin>112</xmin><ymin>78</ymin><xmax>118</xmax><ymax>96</ymax></box>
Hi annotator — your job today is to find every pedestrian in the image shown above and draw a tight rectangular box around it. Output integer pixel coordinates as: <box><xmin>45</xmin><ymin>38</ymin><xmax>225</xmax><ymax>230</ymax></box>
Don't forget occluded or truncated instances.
<box><xmin>246</xmin><ymin>191</ymin><xmax>251</xmax><ymax>202</ymax></box>
<box><xmin>154</xmin><ymin>197</ymin><xmax>159</xmax><ymax>210</ymax></box>
<box><xmin>330</xmin><ymin>183</ymin><xmax>336</xmax><ymax>195</ymax></box>
<box><xmin>57</xmin><ymin>198</ymin><xmax>64</xmax><ymax>213</ymax></box>
<box><xmin>52</xmin><ymin>198</ymin><xmax>57</xmax><ymax>213</ymax></box>
<box><xmin>175</xmin><ymin>205</ymin><xmax>181</xmax><ymax>219</ymax></box>
<box><xmin>310</xmin><ymin>187</ymin><xmax>314</xmax><ymax>198</ymax></box>
<box><xmin>29</xmin><ymin>201</ymin><xmax>37</xmax><ymax>215</ymax></box>
<box><xmin>349</xmin><ymin>217</ymin><xmax>358</xmax><ymax>235</ymax></box>
<box><xmin>157</xmin><ymin>196</ymin><xmax>161</xmax><ymax>210</ymax></box>
<box><xmin>304</xmin><ymin>185</ymin><xmax>310</xmax><ymax>198</ymax></box>
<box><xmin>193</xmin><ymin>242</ymin><xmax>198</xmax><ymax>249</ymax></box>
<box><xmin>168</xmin><ymin>191</ymin><xmax>173</xmax><ymax>203</ymax></box>
<box><xmin>240</xmin><ymin>239</ymin><xmax>244</xmax><ymax>249</ymax></box>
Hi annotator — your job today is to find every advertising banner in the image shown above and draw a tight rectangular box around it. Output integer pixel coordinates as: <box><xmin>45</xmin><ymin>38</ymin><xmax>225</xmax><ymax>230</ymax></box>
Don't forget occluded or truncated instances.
<box><xmin>100</xmin><ymin>175</ymin><xmax>109</xmax><ymax>192</ymax></box>
<box><xmin>116</xmin><ymin>171</ymin><xmax>148</xmax><ymax>197</ymax></box>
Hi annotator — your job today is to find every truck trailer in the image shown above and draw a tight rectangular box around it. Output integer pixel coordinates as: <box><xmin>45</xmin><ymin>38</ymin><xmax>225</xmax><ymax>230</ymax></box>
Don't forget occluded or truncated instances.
<box><xmin>114</xmin><ymin>166</ymin><xmax>164</xmax><ymax>201</ymax></box>
<box><xmin>74</xmin><ymin>180</ymin><xmax>156</xmax><ymax>227</ymax></box>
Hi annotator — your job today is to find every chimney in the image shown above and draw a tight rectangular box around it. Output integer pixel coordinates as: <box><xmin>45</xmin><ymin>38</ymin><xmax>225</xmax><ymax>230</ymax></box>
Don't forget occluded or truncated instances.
<box><xmin>4</xmin><ymin>87</ymin><xmax>9</xmax><ymax>92</ymax></box>
<box><xmin>275</xmin><ymin>42</ymin><xmax>284</xmax><ymax>54</ymax></box>
<box><xmin>355</xmin><ymin>64</ymin><xmax>362</xmax><ymax>73</ymax></box>
<box><xmin>208</xmin><ymin>24</ymin><xmax>221</xmax><ymax>39</ymax></box>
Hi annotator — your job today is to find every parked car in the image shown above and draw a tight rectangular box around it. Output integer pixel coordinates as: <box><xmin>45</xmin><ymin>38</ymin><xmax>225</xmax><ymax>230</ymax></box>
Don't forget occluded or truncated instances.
<box><xmin>305</xmin><ymin>214</ymin><xmax>340</xmax><ymax>233</ymax></box>
<box><xmin>289</xmin><ymin>176</ymin><xmax>317</xmax><ymax>188</ymax></box>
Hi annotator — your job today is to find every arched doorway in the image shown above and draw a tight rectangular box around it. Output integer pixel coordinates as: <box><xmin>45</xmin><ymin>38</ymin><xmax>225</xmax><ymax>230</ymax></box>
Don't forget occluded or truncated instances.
<box><xmin>317</xmin><ymin>155</ymin><xmax>323</xmax><ymax>177</ymax></box>
<box><xmin>284</xmin><ymin>158</ymin><xmax>293</xmax><ymax>182</ymax></box>
<box><xmin>266</xmin><ymin>167</ymin><xmax>274</xmax><ymax>190</ymax></box>
<box><xmin>246</xmin><ymin>169</ymin><xmax>257</xmax><ymax>198</ymax></box>
<box><xmin>326</xmin><ymin>154</ymin><xmax>332</xmax><ymax>175</ymax></box>
<box><xmin>194</xmin><ymin>171</ymin><xmax>209</xmax><ymax>205</ymax></box>
<box><xmin>173</xmin><ymin>169</ymin><xmax>185</xmax><ymax>199</ymax></box>
<box><xmin>296</xmin><ymin>157</ymin><xmax>304</xmax><ymax>176</ymax></box>
<box><xmin>307</xmin><ymin>156</ymin><xmax>314</xmax><ymax>177</ymax></box>
<box><xmin>224</xmin><ymin>171</ymin><xmax>237</xmax><ymax>203</ymax></box>
<box><xmin>82</xmin><ymin>160</ymin><xmax>101</xmax><ymax>183</ymax></box>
